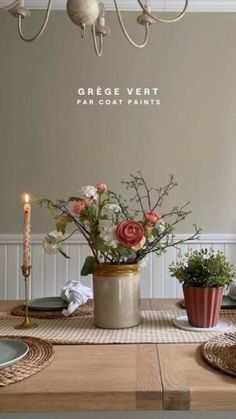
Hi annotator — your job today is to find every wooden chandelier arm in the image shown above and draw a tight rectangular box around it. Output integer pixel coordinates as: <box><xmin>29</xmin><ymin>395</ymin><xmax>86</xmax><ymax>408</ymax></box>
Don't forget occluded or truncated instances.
<box><xmin>0</xmin><ymin>1</ymin><xmax>18</xmax><ymax>12</ymax></box>
<box><xmin>137</xmin><ymin>0</ymin><xmax>189</xmax><ymax>23</ymax></box>
<box><xmin>114</xmin><ymin>0</ymin><xmax>150</xmax><ymax>48</ymax></box>
<box><xmin>17</xmin><ymin>0</ymin><xmax>52</xmax><ymax>42</ymax></box>
<box><xmin>92</xmin><ymin>24</ymin><xmax>104</xmax><ymax>57</ymax></box>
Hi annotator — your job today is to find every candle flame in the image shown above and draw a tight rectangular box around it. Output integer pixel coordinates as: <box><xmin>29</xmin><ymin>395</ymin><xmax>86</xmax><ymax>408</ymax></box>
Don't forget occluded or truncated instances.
<box><xmin>24</xmin><ymin>193</ymin><xmax>30</xmax><ymax>203</ymax></box>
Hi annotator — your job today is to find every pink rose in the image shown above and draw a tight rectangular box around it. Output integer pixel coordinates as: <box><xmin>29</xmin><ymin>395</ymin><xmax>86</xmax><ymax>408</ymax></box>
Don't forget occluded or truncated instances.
<box><xmin>73</xmin><ymin>200</ymin><xmax>86</xmax><ymax>214</ymax></box>
<box><xmin>132</xmin><ymin>236</ymin><xmax>146</xmax><ymax>251</ymax></box>
<box><xmin>144</xmin><ymin>212</ymin><xmax>160</xmax><ymax>224</ymax></box>
<box><xmin>116</xmin><ymin>220</ymin><xmax>144</xmax><ymax>249</ymax></box>
<box><xmin>96</xmin><ymin>183</ymin><xmax>107</xmax><ymax>193</ymax></box>
<box><xmin>144</xmin><ymin>223</ymin><xmax>153</xmax><ymax>232</ymax></box>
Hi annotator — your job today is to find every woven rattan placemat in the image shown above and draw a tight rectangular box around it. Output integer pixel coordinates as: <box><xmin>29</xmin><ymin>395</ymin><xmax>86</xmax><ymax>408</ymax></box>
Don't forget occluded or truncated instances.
<box><xmin>0</xmin><ymin>336</ymin><xmax>55</xmax><ymax>386</ymax></box>
<box><xmin>202</xmin><ymin>333</ymin><xmax>236</xmax><ymax>377</ymax></box>
<box><xmin>1</xmin><ymin>310</ymin><xmax>236</xmax><ymax>345</ymax></box>
<box><xmin>11</xmin><ymin>300</ymin><xmax>94</xmax><ymax>319</ymax></box>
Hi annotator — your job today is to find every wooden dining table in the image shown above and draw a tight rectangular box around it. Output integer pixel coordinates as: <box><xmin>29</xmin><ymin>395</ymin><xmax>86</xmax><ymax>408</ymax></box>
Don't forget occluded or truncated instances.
<box><xmin>0</xmin><ymin>299</ymin><xmax>236</xmax><ymax>413</ymax></box>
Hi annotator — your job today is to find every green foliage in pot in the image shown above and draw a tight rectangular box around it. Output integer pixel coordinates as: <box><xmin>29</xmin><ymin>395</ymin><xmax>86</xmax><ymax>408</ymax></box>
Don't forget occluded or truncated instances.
<box><xmin>169</xmin><ymin>248</ymin><xmax>235</xmax><ymax>288</ymax></box>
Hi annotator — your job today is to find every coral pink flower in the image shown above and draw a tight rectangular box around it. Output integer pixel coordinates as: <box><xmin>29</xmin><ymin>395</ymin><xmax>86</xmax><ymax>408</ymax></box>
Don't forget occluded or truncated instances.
<box><xmin>96</xmin><ymin>183</ymin><xmax>107</xmax><ymax>193</ymax></box>
<box><xmin>144</xmin><ymin>223</ymin><xmax>153</xmax><ymax>232</ymax></box>
<box><xmin>73</xmin><ymin>200</ymin><xmax>86</xmax><ymax>214</ymax></box>
<box><xmin>116</xmin><ymin>220</ymin><xmax>144</xmax><ymax>249</ymax></box>
<box><xmin>144</xmin><ymin>212</ymin><xmax>160</xmax><ymax>224</ymax></box>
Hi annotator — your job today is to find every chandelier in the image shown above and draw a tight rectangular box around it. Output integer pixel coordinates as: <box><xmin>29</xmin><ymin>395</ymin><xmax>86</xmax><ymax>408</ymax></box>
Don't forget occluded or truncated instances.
<box><xmin>1</xmin><ymin>0</ymin><xmax>189</xmax><ymax>57</ymax></box>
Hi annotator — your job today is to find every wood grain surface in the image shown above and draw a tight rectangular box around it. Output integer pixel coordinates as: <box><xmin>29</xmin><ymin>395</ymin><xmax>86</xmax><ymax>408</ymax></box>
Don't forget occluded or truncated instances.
<box><xmin>0</xmin><ymin>299</ymin><xmax>236</xmax><ymax>412</ymax></box>
<box><xmin>158</xmin><ymin>343</ymin><xmax>236</xmax><ymax>410</ymax></box>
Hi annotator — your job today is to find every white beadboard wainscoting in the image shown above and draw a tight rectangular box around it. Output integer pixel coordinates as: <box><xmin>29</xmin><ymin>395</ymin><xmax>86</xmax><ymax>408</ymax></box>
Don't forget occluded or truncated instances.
<box><xmin>1</xmin><ymin>234</ymin><xmax>236</xmax><ymax>300</ymax></box>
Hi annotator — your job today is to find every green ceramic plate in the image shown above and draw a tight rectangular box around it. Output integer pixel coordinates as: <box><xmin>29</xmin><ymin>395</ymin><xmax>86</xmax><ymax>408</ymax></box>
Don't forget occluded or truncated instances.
<box><xmin>179</xmin><ymin>295</ymin><xmax>236</xmax><ymax>309</ymax></box>
<box><xmin>28</xmin><ymin>297</ymin><xmax>68</xmax><ymax>311</ymax></box>
<box><xmin>0</xmin><ymin>339</ymin><xmax>29</xmax><ymax>370</ymax></box>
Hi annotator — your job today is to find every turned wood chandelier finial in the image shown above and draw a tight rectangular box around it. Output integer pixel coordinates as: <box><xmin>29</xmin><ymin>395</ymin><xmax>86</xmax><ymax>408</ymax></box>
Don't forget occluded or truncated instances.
<box><xmin>0</xmin><ymin>0</ymin><xmax>189</xmax><ymax>56</ymax></box>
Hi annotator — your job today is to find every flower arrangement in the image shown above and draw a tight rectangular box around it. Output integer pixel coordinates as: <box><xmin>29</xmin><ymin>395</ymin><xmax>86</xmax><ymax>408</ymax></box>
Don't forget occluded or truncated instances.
<box><xmin>169</xmin><ymin>248</ymin><xmax>235</xmax><ymax>288</ymax></box>
<box><xmin>38</xmin><ymin>172</ymin><xmax>200</xmax><ymax>275</ymax></box>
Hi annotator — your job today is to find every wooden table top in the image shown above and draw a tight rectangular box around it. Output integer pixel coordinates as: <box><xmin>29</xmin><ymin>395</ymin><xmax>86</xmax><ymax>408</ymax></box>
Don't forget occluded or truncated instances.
<box><xmin>0</xmin><ymin>299</ymin><xmax>236</xmax><ymax>412</ymax></box>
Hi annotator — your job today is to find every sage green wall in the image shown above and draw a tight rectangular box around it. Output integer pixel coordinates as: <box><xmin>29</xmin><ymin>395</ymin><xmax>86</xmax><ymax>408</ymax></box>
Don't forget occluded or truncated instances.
<box><xmin>0</xmin><ymin>11</ymin><xmax>236</xmax><ymax>234</ymax></box>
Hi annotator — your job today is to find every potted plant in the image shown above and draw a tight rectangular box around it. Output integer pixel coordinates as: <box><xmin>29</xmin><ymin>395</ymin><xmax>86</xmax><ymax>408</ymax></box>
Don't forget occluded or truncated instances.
<box><xmin>169</xmin><ymin>249</ymin><xmax>235</xmax><ymax>328</ymax></box>
<box><xmin>38</xmin><ymin>172</ymin><xmax>200</xmax><ymax>329</ymax></box>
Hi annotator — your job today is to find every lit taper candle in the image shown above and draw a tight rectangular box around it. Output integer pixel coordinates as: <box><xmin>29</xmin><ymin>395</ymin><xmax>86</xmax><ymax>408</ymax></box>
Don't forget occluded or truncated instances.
<box><xmin>23</xmin><ymin>193</ymin><xmax>31</xmax><ymax>268</ymax></box>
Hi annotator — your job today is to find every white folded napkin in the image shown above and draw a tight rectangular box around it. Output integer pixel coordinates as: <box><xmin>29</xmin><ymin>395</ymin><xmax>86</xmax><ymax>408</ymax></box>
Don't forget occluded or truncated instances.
<box><xmin>61</xmin><ymin>280</ymin><xmax>93</xmax><ymax>317</ymax></box>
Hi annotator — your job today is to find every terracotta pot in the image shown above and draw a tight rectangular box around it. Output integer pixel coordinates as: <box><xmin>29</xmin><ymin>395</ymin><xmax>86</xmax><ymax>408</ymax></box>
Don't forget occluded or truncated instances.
<box><xmin>93</xmin><ymin>264</ymin><xmax>141</xmax><ymax>329</ymax></box>
<box><xmin>183</xmin><ymin>286</ymin><xmax>223</xmax><ymax>328</ymax></box>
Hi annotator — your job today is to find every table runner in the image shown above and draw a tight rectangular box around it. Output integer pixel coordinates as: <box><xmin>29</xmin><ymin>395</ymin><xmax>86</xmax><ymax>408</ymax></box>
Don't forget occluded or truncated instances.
<box><xmin>0</xmin><ymin>310</ymin><xmax>236</xmax><ymax>344</ymax></box>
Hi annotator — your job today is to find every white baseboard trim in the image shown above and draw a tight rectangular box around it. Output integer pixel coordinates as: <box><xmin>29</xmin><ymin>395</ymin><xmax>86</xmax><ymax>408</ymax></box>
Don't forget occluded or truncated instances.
<box><xmin>1</xmin><ymin>232</ymin><xmax>236</xmax><ymax>299</ymax></box>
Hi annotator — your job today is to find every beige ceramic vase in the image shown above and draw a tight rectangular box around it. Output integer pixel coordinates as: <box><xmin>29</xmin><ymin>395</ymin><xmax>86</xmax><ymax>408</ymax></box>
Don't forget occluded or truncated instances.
<box><xmin>93</xmin><ymin>264</ymin><xmax>141</xmax><ymax>329</ymax></box>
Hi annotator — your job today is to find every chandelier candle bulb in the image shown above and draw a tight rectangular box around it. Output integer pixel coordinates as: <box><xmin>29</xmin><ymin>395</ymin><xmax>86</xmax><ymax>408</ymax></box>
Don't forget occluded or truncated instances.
<box><xmin>98</xmin><ymin>2</ymin><xmax>105</xmax><ymax>26</ymax></box>
<box><xmin>23</xmin><ymin>193</ymin><xmax>31</xmax><ymax>268</ymax></box>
